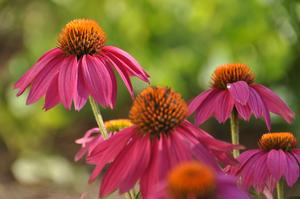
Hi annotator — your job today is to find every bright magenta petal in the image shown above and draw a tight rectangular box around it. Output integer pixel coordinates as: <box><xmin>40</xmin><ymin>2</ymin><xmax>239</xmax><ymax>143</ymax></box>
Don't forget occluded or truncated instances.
<box><xmin>267</xmin><ymin>149</ymin><xmax>287</xmax><ymax>182</ymax></box>
<box><xmin>227</xmin><ymin>81</ymin><xmax>250</xmax><ymax>105</ymax></box>
<box><xmin>58</xmin><ymin>55</ymin><xmax>78</xmax><ymax>109</ymax></box>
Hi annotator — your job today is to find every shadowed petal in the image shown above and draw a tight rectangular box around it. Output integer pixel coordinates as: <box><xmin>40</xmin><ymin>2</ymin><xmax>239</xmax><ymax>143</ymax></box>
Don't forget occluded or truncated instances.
<box><xmin>43</xmin><ymin>75</ymin><xmax>60</xmax><ymax>110</ymax></box>
<box><xmin>267</xmin><ymin>149</ymin><xmax>287</xmax><ymax>182</ymax></box>
<box><xmin>74</xmin><ymin>58</ymin><xmax>89</xmax><ymax>111</ymax></box>
<box><xmin>235</xmin><ymin>103</ymin><xmax>251</xmax><ymax>121</ymax></box>
<box><xmin>81</xmin><ymin>55</ymin><xmax>115</xmax><ymax>108</ymax></box>
<box><xmin>214</xmin><ymin>90</ymin><xmax>235</xmax><ymax>123</ymax></box>
<box><xmin>188</xmin><ymin>89</ymin><xmax>214</xmax><ymax>115</ymax></box>
<box><xmin>58</xmin><ymin>56</ymin><xmax>78</xmax><ymax>109</ymax></box>
<box><xmin>284</xmin><ymin>153</ymin><xmax>299</xmax><ymax>187</ymax></box>
<box><xmin>14</xmin><ymin>48</ymin><xmax>64</xmax><ymax>95</ymax></box>
<box><xmin>193</xmin><ymin>89</ymin><xmax>222</xmax><ymax>125</ymax></box>
<box><xmin>253</xmin><ymin>84</ymin><xmax>294</xmax><ymax>123</ymax></box>
<box><xmin>227</xmin><ymin>81</ymin><xmax>250</xmax><ymax>105</ymax></box>
<box><xmin>216</xmin><ymin>175</ymin><xmax>250</xmax><ymax>199</ymax></box>
<box><xmin>248</xmin><ymin>87</ymin><xmax>271</xmax><ymax>130</ymax></box>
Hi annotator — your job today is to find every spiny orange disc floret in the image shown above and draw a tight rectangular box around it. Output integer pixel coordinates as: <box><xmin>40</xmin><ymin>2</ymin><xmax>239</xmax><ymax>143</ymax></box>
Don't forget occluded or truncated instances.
<box><xmin>259</xmin><ymin>132</ymin><xmax>297</xmax><ymax>151</ymax></box>
<box><xmin>129</xmin><ymin>86</ymin><xmax>188</xmax><ymax>137</ymax></box>
<box><xmin>104</xmin><ymin>119</ymin><xmax>133</xmax><ymax>133</ymax></box>
<box><xmin>211</xmin><ymin>63</ymin><xmax>255</xmax><ymax>89</ymax></box>
<box><xmin>58</xmin><ymin>19</ymin><xmax>106</xmax><ymax>57</ymax></box>
<box><xmin>168</xmin><ymin>161</ymin><xmax>216</xmax><ymax>199</ymax></box>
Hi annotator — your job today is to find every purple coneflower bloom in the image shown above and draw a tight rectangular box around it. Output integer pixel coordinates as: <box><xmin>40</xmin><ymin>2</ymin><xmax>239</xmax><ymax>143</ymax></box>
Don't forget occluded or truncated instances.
<box><xmin>14</xmin><ymin>19</ymin><xmax>149</xmax><ymax>110</ymax></box>
<box><xmin>227</xmin><ymin>132</ymin><xmax>300</xmax><ymax>192</ymax></box>
<box><xmin>151</xmin><ymin>161</ymin><xmax>250</xmax><ymax>199</ymax></box>
<box><xmin>189</xmin><ymin>64</ymin><xmax>294</xmax><ymax>130</ymax></box>
<box><xmin>85</xmin><ymin>86</ymin><xmax>239</xmax><ymax>198</ymax></box>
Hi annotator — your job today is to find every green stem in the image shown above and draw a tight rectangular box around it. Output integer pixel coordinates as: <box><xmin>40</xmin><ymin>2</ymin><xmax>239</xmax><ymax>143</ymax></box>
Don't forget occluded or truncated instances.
<box><xmin>230</xmin><ymin>110</ymin><xmax>240</xmax><ymax>158</ymax></box>
<box><xmin>276</xmin><ymin>179</ymin><xmax>284</xmax><ymax>199</ymax></box>
<box><xmin>88</xmin><ymin>97</ymin><xmax>108</xmax><ymax>139</ymax></box>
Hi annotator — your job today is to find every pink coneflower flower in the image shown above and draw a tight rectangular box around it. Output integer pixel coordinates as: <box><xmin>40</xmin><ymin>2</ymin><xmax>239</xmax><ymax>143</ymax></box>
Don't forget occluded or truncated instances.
<box><xmin>75</xmin><ymin>119</ymin><xmax>132</xmax><ymax>161</ymax></box>
<box><xmin>151</xmin><ymin>161</ymin><xmax>250</xmax><ymax>199</ymax></box>
<box><xmin>86</xmin><ymin>86</ymin><xmax>239</xmax><ymax>198</ymax></box>
<box><xmin>189</xmin><ymin>64</ymin><xmax>294</xmax><ymax>130</ymax></box>
<box><xmin>227</xmin><ymin>132</ymin><xmax>300</xmax><ymax>193</ymax></box>
<box><xmin>14</xmin><ymin>19</ymin><xmax>149</xmax><ymax>110</ymax></box>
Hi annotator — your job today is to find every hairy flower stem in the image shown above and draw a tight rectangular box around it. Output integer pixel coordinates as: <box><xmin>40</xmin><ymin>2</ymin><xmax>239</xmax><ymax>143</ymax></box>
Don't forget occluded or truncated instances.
<box><xmin>230</xmin><ymin>110</ymin><xmax>240</xmax><ymax>158</ymax></box>
<box><xmin>276</xmin><ymin>179</ymin><xmax>284</xmax><ymax>199</ymax></box>
<box><xmin>88</xmin><ymin>97</ymin><xmax>108</xmax><ymax>139</ymax></box>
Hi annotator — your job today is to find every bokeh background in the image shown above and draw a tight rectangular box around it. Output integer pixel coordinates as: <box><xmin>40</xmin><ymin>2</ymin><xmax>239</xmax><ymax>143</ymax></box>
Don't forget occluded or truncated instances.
<box><xmin>1</xmin><ymin>0</ymin><xmax>300</xmax><ymax>198</ymax></box>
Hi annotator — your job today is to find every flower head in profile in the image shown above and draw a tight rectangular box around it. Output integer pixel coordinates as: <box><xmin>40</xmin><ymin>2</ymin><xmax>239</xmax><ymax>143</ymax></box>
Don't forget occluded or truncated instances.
<box><xmin>227</xmin><ymin>132</ymin><xmax>300</xmax><ymax>192</ymax></box>
<box><xmin>74</xmin><ymin>119</ymin><xmax>132</xmax><ymax>161</ymax></box>
<box><xmin>14</xmin><ymin>19</ymin><xmax>150</xmax><ymax>110</ymax></box>
<box><xmin>85</xmin><ymin>86</ymin><xmax>239</xmax><ymax>198</ymax></box>
<box><xmin>151</xmin><ymin>161</ymin><xmax>250</xmax><ymax>199</ymax></box>
<box><xmin>189</xmin><ymin>64</ymin><xmax>294</xmax><ymax>130</ymax></box>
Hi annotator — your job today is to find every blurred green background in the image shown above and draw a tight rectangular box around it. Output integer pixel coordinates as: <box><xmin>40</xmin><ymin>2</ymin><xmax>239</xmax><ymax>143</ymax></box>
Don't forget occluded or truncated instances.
<box><xmin>1</xmin><ymin>0</ymin><xmax>300</xmax><ymax>198</ymax></box>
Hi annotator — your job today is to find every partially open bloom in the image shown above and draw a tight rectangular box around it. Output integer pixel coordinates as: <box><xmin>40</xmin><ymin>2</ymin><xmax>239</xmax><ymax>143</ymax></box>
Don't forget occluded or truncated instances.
<box><xmin>75</xmin><ymin>119</ymin><xmax>132</xmax><ymax>161</ymax></box>
<box><xmin>85</xmin><ymin>86</ymin><xmax>239</xmax><ymax>198</ymax></box>
<box><xmin>189</xmin><ymin>64</ymin><xmax>294</xmax><ymax>129</ymax></box>
<box><xmin>227</xmin><ymin>132</ymin><xmax>300</xmax><ymax>192</ymax></box>
<box><xmin>151</xmin><ymin>161</ymin><xmax>249</xmax><ymax>199</ymax></box>
<box><xmin>14</xmin><ymin>19</ymin><xmax>149</xmax><ymax>110</ymax></box>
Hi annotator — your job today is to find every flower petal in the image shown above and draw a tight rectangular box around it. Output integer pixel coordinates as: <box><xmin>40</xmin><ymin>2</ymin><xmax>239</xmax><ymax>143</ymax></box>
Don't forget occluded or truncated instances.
<box><xmin>227</xmin><ymin>81</ymin><xmax>250</xmax><ymax>105</ymax></box>
<box><xmin>26</xmin><ymin>56</ymin><xmax>62</xmax><ymax>105</ymax></box>
<box><xmin>192</xmin><ymin>89</ymin><xmax>221</xmax><ymax>125</ymax></box>
<box><xmin>74</xmin><ymin>58</ymin><xmax>89</xmax><ymax>111</ymax></box>
<box><xmin>14</xmin><ymin>48</ymin><xmax>64</xmax><ymax>96</ymax></box>
<box><xmin>188</xmin><ymin>89</ymin><xmax>214</xmax><ymax>115</ymax></box>
<box><xmin>248</xmin><ymin>87</ymin><xmax>271</xmax><ymax>130</ymax></box>
<box><xmin>58</xmin><ymin>55</ymin><xmax>78</xmax><ymax>109</ymax></box>
<box><xmin>103</xmin><ymin>53</ymin><xmax>134</xmax><ymax>98</ymax></box>
<box><xmin>214</xmin><ymin>90</ymin><xmax>235</xmax><ymax>123</ymax></box>
<box><xmin>102</xmin><ymin>46</ymin><xmax>150</xmax><ymax>81</ymax></box>
<box><xmin>235</xmin><ymin>103</ymin><xmax>251</xmax><ymax>121</ymax></box>
<box><xmin>43</xmin><ymin>75</ymin><xmax>60</xmax><ymax>110</ymax></box>
<box><xmin>267</xmin><ymin>149</ymin><xmax>287</xmax><ymax>182</ymax></box>
<box><xmin>81</xmin><ymin>55</ymin><xmax>115</xmax><ymax>108</ymax></box>
<box><xmin>100</xmin><ymin>135</ymin><xmax>148</xmax><ymax>196</ymax></box>
<box><xmin>284</xmin><ymin>152</ymin><xmax>299</xmax><ymax>187</ymax></box>
<box><xmin>253</xmin><ymin>84</ymin><xmax>294</xmax><ymax>123</ymax></box>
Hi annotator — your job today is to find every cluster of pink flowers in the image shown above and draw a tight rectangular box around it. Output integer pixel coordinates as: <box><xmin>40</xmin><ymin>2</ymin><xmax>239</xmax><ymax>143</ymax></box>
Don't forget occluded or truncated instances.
<box><xmin>15</xmin><ymin>19</ymin><xmax>298</xmax><ymax>199</ymax></box>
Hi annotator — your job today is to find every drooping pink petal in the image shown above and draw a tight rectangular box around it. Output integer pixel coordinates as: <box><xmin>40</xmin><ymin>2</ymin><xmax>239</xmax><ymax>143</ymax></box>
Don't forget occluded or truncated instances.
<box><xmin>188</xmin><ymin>89</ymin><xmax>214</xmax><ymax>115</ymax></box>
<box><xmin>214</xmin><ymin>90</ymin><xmax>235</xmax><ymax>123</ymax></box>
<box><xmin>103</xmin><ymin>53</ymin><xmax>134</xmax><ymax>98</ymax></box>
<box><xmin>81</xmin><ymin>55</ymin><xmax>115</xmax><ymax>108</ymax></box>
<box><xmin>227</xmin><ymin>81</ymin><xmax>250</xmax><ymax>105</ymax></box>
<box><xmin>248</xmin><ymin>87</ymin><xmax>271</xmax><ymax>130</ymax></box>
<box><xmin>140</xmin><ymin>136</ymin><xmax>173</xmax><ymax>198</ymax></box>
<box><xmin>266</xmin><ymin>149</ymin><xmax>287</xmax><ymax>182</ymax></box>
<box><xmin>100</xmin><ymin>134</ymin><xmax>146</xmax><ymax>196</ymax></box>
<box><xmin>193</xmin><ymin>89</ymin><xmax>222</xmax><ymax>125</ymax></box>
<box><xmin>253</xmin><ymin>84</ymin><xmax>294</xmax><ymax>123</ymax></box>
<box><xmin>26</xmin><ymin>56</ymin><xmax>63</xmax><ymax>105</ymax></box>
<box><xmin>251</xmin><ymin>153</ymin><xmax>269</xmax><ymax>192</ymax></box>
<box><xmin>239</xmin><ymin>152</ymin><xmax>266</xmax><ymax>190</ymax></box>
<box><xmin>58</xmin><ymin>55</ymin><xmax>78</xmax><ymax>109</ymax></box>
<box><xmin>119</xmin><ymin>135</ymin><xmax>151</xmax><ymax>193</ymax></box>
<box><xmin>235</xmin><ymin>103</ymin><xmax>251</xmax><ymax>121</ymax></box>
<box><xmin>43</xmin><ymin>75</ymin><xmax>60</xmax><ymax>110</ymax></box>
<box><xmin>14</xmin><ymin>48</ymin><xmax>64</xmax><ymax>96</ymax></box>
<box><xmin>102</xmin><ymin>46</ymin><xmax>150</xmax><ymax>81</ymax></box>
<box><xmin>230</xmin><ymin>149</ymin><xmax>261</xmax><ymax>175</ymax></box>
<box><xmin>74</xmin><ymin>58</ymin><xmax>89</xmax><ymax>111</ymax></box>
<box><xmin>284</xmin><ymin>153</ymin><xmax>299</xmax><ymax>187</ymax></box>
